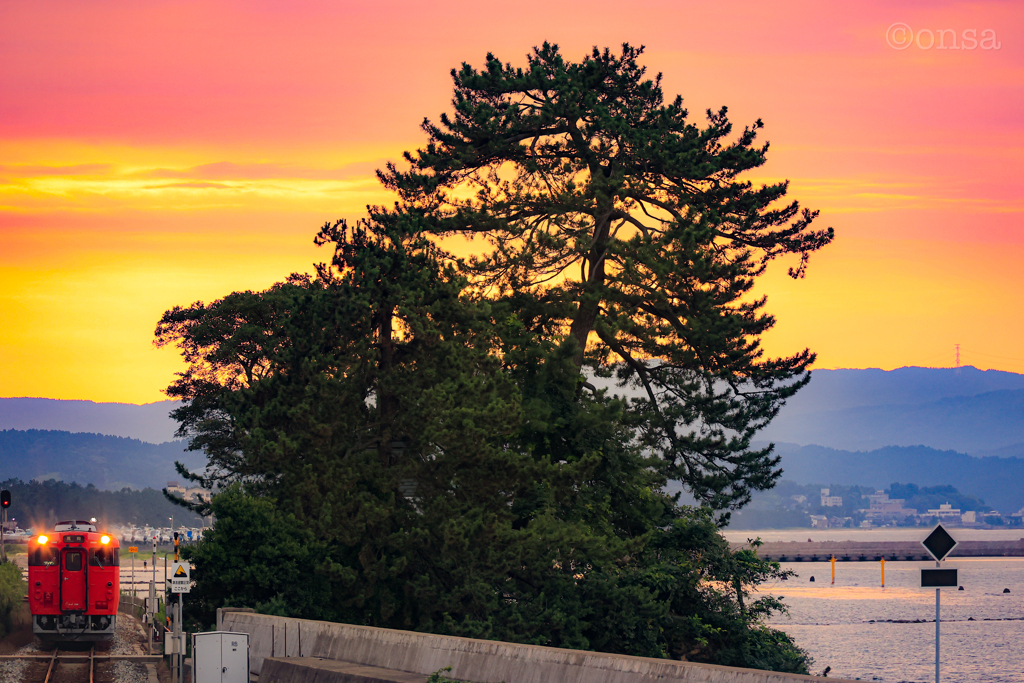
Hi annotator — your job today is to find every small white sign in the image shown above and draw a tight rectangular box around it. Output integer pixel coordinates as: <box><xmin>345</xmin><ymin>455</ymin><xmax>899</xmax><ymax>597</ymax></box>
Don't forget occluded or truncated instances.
<box><xmin>170</xmin><ymin>561</ymin><xmax>191</xmax><ymax>594</ymax></box>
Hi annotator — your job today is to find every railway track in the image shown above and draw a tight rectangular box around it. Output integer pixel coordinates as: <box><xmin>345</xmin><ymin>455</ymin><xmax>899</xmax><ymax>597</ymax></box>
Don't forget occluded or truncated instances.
<box><xmin>1</xmin><ymin>645</ymin><xmax>162</xmax><ymax>683</ymax></box>
<box><xmin>24</xmin><ymin>646</ymin><xmax>97</xmax><ymax>683</ymax></box>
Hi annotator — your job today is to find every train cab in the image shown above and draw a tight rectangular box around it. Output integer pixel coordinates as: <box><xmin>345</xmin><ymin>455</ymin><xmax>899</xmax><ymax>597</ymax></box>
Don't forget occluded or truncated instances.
<box><xmin>28</xmin><ymin>520</ymin><xmax>121</xmax><ymax>642</ymax></box>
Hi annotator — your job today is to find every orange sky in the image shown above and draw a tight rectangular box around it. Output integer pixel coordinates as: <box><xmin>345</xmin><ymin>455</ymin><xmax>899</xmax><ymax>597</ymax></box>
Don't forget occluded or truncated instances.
<box><xmin>2</xmin><ymin>0</ymin><xmax>1022</xmax><ymax>404</ymax></box>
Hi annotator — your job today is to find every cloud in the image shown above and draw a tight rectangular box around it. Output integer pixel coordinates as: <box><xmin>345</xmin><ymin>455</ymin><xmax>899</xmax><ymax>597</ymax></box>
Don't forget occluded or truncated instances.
<box><xmin>136</xmin><ymin>160</ymin><xmax>383</xmax><ymax>181</ymax></box>
<box><xmin>141</xmin><ymin>181</ymin><xmax>233</xmax><ymax>190</ymax></box>
<box><xmin>0</xmin><ymin>164</ymin><xmax>115</xmax><ymax>177</ymax></box>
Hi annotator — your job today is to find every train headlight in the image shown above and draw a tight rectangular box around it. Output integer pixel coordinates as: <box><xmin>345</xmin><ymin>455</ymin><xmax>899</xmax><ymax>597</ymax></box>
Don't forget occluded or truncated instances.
<box><xmin>37</xmin><ymin>535</ymin><xmax>48</xmax><ymax>545</ymax></box>
<box><xmin>100</xmin><ymin>535</ymin><xmax>110</xmax><ymax>545</ymax></box>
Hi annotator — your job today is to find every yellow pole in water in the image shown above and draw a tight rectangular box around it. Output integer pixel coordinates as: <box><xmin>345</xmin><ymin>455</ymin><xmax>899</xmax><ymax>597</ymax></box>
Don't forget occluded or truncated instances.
<box><xmin>831</xmin><ymin>555</ymin><xmax>836</xmax><ymax>584</ymax></box>
<box><xmin>881</xmin><ymin>558</ymin><xmax>885</xmax><ymax>587</ymax></box>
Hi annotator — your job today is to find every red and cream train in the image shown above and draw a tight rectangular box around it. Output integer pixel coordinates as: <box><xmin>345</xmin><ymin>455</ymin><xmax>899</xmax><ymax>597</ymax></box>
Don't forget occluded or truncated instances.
<box><xmin>28</xmin><ymin>520</ymin><xmax>121</xmax><ymax>642</ymax></box>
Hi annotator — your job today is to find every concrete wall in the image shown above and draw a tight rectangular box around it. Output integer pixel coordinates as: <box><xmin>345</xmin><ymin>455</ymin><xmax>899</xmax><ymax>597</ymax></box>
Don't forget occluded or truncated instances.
<box><xmin>221</xmin><ymin>611</ymin><xmax>855</xmax><ymax>683</ymax></box>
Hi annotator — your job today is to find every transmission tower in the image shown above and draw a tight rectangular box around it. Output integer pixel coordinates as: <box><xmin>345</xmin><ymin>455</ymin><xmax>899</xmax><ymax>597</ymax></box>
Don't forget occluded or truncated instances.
<box><xmin>955</xmin><ymin>344</ymin><xmax>961</xmax><ymax>374</ymax></box>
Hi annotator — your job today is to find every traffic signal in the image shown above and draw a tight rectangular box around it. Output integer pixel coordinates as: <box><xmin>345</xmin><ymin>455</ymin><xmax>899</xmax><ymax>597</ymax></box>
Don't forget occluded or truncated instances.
<box><xmin>0</xmin><ymin>490</ymin><xmax>9</xmax><ymax>508</ymax></box>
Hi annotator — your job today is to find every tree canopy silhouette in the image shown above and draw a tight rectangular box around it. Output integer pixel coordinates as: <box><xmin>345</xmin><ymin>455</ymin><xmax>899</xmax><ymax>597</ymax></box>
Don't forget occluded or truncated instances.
<box><xmin>157</xmin><ymin>43</ymin><xmax>830</xmax><ymax>674</ymax></box>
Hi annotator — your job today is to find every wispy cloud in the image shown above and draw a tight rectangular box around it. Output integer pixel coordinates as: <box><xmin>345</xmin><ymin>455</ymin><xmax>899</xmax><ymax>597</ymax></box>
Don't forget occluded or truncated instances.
<box><xmin>0</xmin><ymin>164</ymin><xmax>115</xmax><ymax>177</ymax></box>
<box><xmin>136</xmin><ymin>160</ymin><xmax>385</xmax><ymax>181</ymax></box>
<box><xmin>142</xmin><ymin>181</ymin><xmax>234</xmax><ymax>190</ymax></box>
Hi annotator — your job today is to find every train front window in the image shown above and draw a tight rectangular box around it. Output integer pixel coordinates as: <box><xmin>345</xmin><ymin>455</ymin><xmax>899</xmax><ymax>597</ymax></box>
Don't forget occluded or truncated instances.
<box><xmin>90</xmin><ymin>547</ymin><xmax>119</xmax><ymax>567</ymax></box>
<box><xmin>29</xmin><ymin>547</ymin><xmax>57</xmax><ymax>566</ymax></box>
<box><xmin>64</xmin><ymin>551</ymin><xmax>83</xmax><ymax>572</ymax></box>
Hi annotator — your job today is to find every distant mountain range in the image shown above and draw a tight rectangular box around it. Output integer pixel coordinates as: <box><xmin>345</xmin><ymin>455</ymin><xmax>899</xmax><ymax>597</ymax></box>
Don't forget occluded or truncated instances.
<box><xmin>3</xmin><ymin>366</ymin><xmax>1023</xmax><ymax>503</ymax></box>
<box><xmin>0</xmin><ymin>429</ymin><xmax>206</xmax><ymax>491</ymax></box>
<box><xmin>758</xmin><ymin>366</ymin><xmax>1024</xmax><ymax>455</ymax></box>
<box><xmin>0</xmin><ymin>397</ymin><xmax>180</xmax><ymax>443</ymax></box>
<box><xmin>4</xmin><ymin>366</ymin><xmax>1023</xmax><ymax>453</ymax></box>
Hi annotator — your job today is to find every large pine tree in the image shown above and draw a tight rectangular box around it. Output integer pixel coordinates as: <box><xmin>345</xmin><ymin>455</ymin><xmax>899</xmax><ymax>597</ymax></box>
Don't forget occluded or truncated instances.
<box><xmin>380</xmin><ymin>43</ymin><xmax>833</xmax><ymax>512</ymax></box>
<box><xmin>158</xmin><ymin>44</ymin><xmax>830</xmax><ymax>673</ymax></box>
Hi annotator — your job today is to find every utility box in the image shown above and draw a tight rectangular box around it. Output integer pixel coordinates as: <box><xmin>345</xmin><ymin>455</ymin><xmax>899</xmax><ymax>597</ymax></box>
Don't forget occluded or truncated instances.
<box><xmin>192</xmin><ymin>631</ymin><xmax>249</xmax><ymax>683</ymax></box>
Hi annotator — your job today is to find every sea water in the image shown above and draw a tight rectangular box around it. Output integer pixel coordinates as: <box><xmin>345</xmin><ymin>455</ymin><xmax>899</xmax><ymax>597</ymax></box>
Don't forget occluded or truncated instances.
<box><xmin>723</xmin><ymin>530</ymin><xmax>1024</xmax><ymax>682</ymax></box>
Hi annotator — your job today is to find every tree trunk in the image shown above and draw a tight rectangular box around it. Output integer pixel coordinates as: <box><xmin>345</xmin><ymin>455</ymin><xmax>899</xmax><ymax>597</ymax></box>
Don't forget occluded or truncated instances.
<box><xmin>568</xmin><ymin>210</ymin><xmax>612</xmax><ymax>368</ymax></box>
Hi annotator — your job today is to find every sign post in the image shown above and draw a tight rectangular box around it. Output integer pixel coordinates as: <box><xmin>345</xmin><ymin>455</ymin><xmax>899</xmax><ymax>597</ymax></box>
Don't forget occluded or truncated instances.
<box><xmin>921</xmin><ymin>524</ymin><xmax>958</xmax><ymax>683</ymax></box>
<box><xmin>0</xmin><ymin>489</ymin><xmax>10</xmax><ymax>563</ymax></box>
<box><xmin>128</xmin><ymin>546</ymin><xmax>138</xmax><ymax>598</ymax></box>
<box><xmin>170</xmin><ymin>561</ymin><xmax>191</xmax><ymax>683</ymax></box>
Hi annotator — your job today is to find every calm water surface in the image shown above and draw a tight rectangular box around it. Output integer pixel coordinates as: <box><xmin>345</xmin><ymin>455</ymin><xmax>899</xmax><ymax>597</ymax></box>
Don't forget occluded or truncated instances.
<box><xmin>727</xmin><ymin>530</ymin><xmax>1024</xmax><ymax>682</ymax></box>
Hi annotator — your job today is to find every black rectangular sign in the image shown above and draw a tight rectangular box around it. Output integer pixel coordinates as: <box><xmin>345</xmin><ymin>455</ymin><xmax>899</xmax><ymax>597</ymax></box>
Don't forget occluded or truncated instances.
<box><xmin>921</xmin><ymin>567</ymin><xmax>958</xmax><ymax>588</ymax></box>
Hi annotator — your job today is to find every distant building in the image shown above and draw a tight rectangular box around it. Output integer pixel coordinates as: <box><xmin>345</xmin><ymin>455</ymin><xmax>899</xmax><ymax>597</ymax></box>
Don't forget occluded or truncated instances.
<box><xmin>183</xmin><ymin>488</ymin><xmax>212</xmax><ymax>504</ymax></box>
<box><xmin>927</xmin><ymin>503</ymin><xmax>961</xmax><ymax>518</ymax></box>
<box><xmin>164</xmin><ymin>482</ymin><xmax>211</xmax><ymax>505</ymax></box>
<box><xmin>790</xmin><ymin>495</ymin><xmax>807</xmax><ymax>505</ymax></box>
<box><xmin>865</xmin><ymin>491</ymin><xmax>890</xmax><ymax>506</ymax></box>
<box><xmin>961</xmin><ymin>511</ymin><xmax>978</xmax><ymax>524</ymax></box>
<box><xmin>810</xmin><ymin>515</ymin><xmax>830</xmax><ymax>529</ymax></box>
<box><xmin>820</xmin><ymin>488</ymin><xmax>843</xmax><ymax>507</ymax></box>
<box><xmin>861</xmin><ymin>491</ymin><xmax>917</xmax><ymax>523</ymax></box>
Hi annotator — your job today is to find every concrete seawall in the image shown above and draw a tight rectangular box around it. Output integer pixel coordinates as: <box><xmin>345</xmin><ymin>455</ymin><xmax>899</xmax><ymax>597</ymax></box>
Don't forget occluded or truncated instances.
<box><xmin>220</xmin><ymin>611</ymin><xmax>857</xmax><ymax>683</ymax></box>
<box><xmin>734</xmin><ymin>538</ymin><xmax>1024</xmax><ymax>562</ymax></box>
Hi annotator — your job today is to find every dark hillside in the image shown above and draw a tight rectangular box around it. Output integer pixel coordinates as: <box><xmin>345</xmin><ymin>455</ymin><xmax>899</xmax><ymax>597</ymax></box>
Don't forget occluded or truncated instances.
<box><xmin>0</xmin><ymin>429</ymin><xmax>205</xmax><ymax>491</ymax></box>
<box><xmin>770</xmin><ymin>442</ymin><xmax>1024</xmax><ymax>514</ymax></box>
<box><xmin>760</xmin><ymin>388</ymin><xmax>1024</xmax><ymax>453</ymax></box>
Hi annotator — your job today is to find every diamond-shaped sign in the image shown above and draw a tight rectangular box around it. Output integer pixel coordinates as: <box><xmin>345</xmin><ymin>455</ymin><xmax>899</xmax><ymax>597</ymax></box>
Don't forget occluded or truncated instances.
<box><xmin>921</xmin><ymin>524</ymin><xmax>957</xmax><ymax>562</ymax></box>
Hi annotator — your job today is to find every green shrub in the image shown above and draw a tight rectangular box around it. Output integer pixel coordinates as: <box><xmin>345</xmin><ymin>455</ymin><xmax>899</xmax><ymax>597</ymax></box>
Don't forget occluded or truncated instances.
<box><xmin>0</xmin><ymin>561</ymin><xmax>26</xmax><ymax>638</ymax></box>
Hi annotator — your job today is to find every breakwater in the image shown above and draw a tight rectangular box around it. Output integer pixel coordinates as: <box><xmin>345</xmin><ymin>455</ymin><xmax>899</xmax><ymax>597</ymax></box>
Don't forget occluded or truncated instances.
<box><xmin>734</xmin><ymin>538</ymin><xmax>1024</xmax><ymax>561</ymax></box>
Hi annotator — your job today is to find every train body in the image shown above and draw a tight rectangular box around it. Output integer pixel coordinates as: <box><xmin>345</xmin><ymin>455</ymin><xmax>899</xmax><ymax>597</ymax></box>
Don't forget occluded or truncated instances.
<box><xmin>28</xmin><ymin>520</ymin><xmax>120</xmax><ymax>642</ymax></box>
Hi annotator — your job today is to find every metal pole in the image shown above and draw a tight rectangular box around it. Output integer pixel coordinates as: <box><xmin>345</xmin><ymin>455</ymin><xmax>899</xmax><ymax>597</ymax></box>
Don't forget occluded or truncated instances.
<box><xmin>169</xmin><ymin>598</ymin><xmax>175</xmax><ymax>683</ymax></box>
<box><xmin>935</xmin><ymin>559</ymin><xmax>941</xmax><ymax>683</ymax></box>
<box><xmin>178</xmin><ymin>593</ymin><xmax>184</xmax><ymax>683</ymax></box>
<box><xmin>2</xmin><ymin>507</ymin><xmax>6</xmax><ymax>563</ymax></box>
<box><xmin>149</xmin><ymin>580</ymin><xmax>156</xmax><ymax>656</ymax></box>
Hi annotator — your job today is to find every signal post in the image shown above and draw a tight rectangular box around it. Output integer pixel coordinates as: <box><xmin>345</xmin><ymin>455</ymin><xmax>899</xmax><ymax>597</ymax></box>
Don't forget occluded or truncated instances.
<box><xmin>0</xmin><ymin>489</ymin><xmax>10</xmax><ymax>562</ymax></box>
<box><xmin>169</xmin><ymin>531</ymin><xmax>191</xmax><ymax>683</ymax></box>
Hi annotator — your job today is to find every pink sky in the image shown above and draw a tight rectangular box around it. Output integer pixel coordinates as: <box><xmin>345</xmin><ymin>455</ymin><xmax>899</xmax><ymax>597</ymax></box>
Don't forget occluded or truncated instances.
<box><xmin>2</xmin><ymin>0</ymin><xmax>1022</xmax><ymax>403</ymax></box>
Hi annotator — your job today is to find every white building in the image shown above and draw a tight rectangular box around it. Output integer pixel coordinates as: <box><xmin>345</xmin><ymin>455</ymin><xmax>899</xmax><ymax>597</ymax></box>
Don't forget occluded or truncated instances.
<box><xmin>927</xmin><ymin>502</ymin><xmax>961</xmax><ymax>518</ymax></box>
<box><xmin>810</xmin><ymin>515</ymin><xmax>830</xmax><ymax>529</ymax></box>
<box><xmin>820</xmin><ymin>488</ymin><xmax>843</xmax><ymax>507</ymax></box>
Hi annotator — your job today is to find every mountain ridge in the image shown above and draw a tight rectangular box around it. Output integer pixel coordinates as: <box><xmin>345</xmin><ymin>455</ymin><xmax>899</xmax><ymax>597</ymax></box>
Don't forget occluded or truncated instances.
<box><xmin>0</xmin><ymin>428</ymin><xmax>206</xmax><ymax>491</ymax></box>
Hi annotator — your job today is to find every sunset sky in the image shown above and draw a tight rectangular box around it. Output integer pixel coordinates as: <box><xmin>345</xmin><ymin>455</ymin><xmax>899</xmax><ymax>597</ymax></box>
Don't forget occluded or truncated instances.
<box><xmin>2</xmin><ymin>0</ymin><xmax>1022</xmax><ymax>404</ymax></box>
